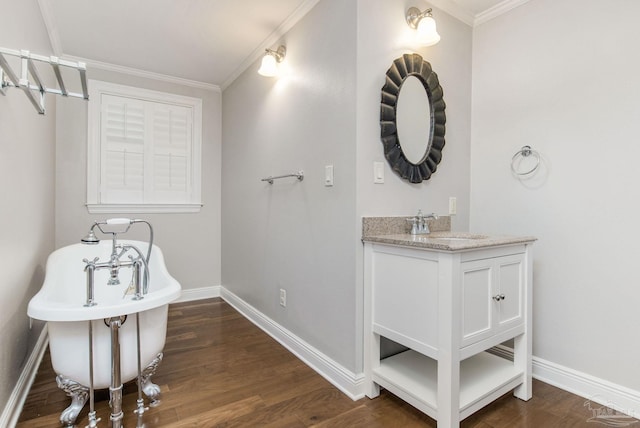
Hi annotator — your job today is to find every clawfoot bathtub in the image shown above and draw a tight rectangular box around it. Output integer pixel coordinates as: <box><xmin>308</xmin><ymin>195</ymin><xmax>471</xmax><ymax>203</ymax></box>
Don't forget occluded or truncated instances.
<box><xmin>28</xmin><ymin>239</ymin><xmax>181</xmax><ymax>427</ymax></box>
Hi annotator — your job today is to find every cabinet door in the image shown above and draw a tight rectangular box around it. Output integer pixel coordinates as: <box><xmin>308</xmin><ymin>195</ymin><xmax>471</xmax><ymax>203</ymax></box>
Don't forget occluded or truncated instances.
<box><xmin>495</xmin><ymin>254</ymin><xmax>524</xmax><ymax>329</ymax></box>
<box><xmin>460</xmin><ymin>253</ymin><xmax>525</xmax><ymax>348</ymax></box>
<box><xmin>460</xmin><ymin>259</ymin><xmax>494</xmax><ymax>347</ymax></box>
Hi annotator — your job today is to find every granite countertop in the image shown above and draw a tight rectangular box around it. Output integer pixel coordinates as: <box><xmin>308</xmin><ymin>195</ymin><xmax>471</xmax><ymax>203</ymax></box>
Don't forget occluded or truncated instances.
<box><xmin>362</xmin><ymin>216</ymin><xmax>536</xmax><ymax>251</ymax></box>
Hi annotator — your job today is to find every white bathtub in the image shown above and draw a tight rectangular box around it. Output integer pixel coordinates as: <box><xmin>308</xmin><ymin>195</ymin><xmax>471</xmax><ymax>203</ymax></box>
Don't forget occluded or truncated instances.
<box><xmin>28</xmin><ymin>239</ymin><xmax>181</xmax><ymax>389</ymax></box>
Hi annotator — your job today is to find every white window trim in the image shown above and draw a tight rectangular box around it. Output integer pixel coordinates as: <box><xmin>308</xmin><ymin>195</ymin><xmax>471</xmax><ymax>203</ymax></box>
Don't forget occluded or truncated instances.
<box><xmin>87</xmin><ymin>79</ymin><xmax>203</xmax><ymax>214</ymax></box>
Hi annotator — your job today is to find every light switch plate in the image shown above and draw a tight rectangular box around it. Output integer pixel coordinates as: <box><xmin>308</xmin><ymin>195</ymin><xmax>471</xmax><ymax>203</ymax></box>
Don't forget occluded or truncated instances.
<box><xmin>374</xmin><ymin>162</ymin><xmax>384</xmax><ymax>184</ymax></box>
<box><xmin>325</xmin><ymin>165</ymin><xmax>334</xmax><ymax>186</ymax></box>
<box><xmin>449</xmin><ymin>196</ymin><xmax>457</xmax><ymax>215</ymax></box>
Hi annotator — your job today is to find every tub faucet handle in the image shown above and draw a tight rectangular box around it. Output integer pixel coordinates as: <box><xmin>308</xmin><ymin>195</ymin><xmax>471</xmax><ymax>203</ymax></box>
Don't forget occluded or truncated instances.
<box><xmin>82</xmin><ymin>257</ymin><xmax>100</xmax><ymax>269</ymax></box>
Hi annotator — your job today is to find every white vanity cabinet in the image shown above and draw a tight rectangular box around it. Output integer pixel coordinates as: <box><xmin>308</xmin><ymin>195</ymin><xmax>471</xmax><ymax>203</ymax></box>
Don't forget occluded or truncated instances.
<box><xmin>363</xmin><ymin>239</ymin><xmax>534</xmax><ymax>428</ymax></box>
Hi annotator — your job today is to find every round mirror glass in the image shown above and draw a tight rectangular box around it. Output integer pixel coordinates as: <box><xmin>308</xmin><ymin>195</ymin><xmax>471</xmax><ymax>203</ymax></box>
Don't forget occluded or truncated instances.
<box><xmin>396</xmin><ymin>76</ymin><xmax>431</xmax><ymax>164</ymax></box>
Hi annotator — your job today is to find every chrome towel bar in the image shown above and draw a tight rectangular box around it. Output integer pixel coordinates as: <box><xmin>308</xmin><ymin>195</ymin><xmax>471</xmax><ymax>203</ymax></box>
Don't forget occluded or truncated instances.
<box><xmin>261</xmin><ymin>171</ymin><xmax>304</xmax><ymax>184</ymax></box>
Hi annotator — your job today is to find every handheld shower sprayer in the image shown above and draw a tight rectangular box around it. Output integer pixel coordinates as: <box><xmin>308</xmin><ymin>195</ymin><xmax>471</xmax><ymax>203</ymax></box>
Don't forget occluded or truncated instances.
<box><xmin>80</xmin><ymin>226</ymin><xmax>100</xmax><ymax>244</ymax></box>
<box><xmin>80</xmin><ymin>218</ymin><xmax>131</xmax><ymax>245</ymax></box>
<box><xmin>81</xmin><ymin>219</ymin><xmax>136</xmax><ymax>242</ymax></box>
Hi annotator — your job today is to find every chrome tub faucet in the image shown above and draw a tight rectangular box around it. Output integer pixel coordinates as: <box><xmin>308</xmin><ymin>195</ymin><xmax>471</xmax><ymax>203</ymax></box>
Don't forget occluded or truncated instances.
<box><xmin>80</xmin><ymin>218</ymin><xmax>154</xmax><ymax>306</ymax></box>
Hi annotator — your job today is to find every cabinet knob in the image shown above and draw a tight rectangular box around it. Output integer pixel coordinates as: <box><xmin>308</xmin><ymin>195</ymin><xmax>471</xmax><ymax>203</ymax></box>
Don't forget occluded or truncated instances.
<box><xmin>492</xmin><ymin>294</ymin><xmax>505</xmax><ymax>302</ymax></box>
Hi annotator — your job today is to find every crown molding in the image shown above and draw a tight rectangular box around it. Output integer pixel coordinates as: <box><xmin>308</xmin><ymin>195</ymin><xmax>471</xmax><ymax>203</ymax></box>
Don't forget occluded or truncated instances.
<box><xmin>63</xmin><ymin>55</ymin><xmax>220</xmax><ymax>92</ymax></box>
<box><xmin>474</xmin><ymin>0</ymin><xmax>531</xmax><ymax>25</ymax></box>
<box><xmin>221</xmin><ymin>0</ymin><xmax>322</xmax><ymax>90</ymax></box>
<box><xmin>427</xmin><ymin>0</ymin><xmax>476</xmax><ymax>26</ymax></box>
<box><xmin>426</xmin><ymin>0</ymin><xmax>531</xmax><ymax>27</ymax></box>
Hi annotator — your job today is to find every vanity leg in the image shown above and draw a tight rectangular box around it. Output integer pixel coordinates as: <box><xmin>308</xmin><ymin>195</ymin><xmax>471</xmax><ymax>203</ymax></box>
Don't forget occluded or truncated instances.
<box><xmin>364</xmin><ymin>333</ymin><xmax>381</xmax><ymax>398</ymax></box>
<box><xmin>363</xmin><ymin>243</ymin><xmax>380</xmax><ymax>398</ymax></box>
<box><xmin>437</xmin><ymin>356</ymin><xmax>461</xmax><ymax>427</ymax></box>
<box><xmin>514</xmin><ymin>243</ymin><xmax>533</xmax><ymax>401</ymax></box>
<box><xmin>437</xmin><ymin>253</ymin><xmax>461</xmax><ymax>427</ymax></box>
<box><xmin>513</xmin><ymin>332</ymin><xmax>532</xmax><ymax>400</ymax></box>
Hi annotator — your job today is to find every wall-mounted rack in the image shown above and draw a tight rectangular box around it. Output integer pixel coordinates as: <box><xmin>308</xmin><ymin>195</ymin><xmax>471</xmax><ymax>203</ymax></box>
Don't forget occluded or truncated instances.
<box><xmin>0</xmin><ymin>47</ymin><xmax>88</xmax><ymax>115</ymax></box>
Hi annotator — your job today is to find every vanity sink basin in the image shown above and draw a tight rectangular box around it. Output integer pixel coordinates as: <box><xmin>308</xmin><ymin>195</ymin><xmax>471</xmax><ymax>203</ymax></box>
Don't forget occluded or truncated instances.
<box><xmin>427</xmin><ymin>233</ymin><xmax>489</xmax><ymax>241</ymax></box>
<box><xmin>435</xmin><ymin>237</ymin><xmax>481</xmax><ymax>241</ymax></box>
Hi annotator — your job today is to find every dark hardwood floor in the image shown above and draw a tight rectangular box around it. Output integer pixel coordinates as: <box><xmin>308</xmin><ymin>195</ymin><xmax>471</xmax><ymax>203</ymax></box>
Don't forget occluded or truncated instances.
<box><xmin>17</xmin><ymin>298</ymin><xmax>637</xmax><ymax>427</ymax></box>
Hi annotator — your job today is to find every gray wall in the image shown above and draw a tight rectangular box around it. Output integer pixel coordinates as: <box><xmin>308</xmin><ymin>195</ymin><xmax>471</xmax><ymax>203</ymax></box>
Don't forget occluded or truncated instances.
<box><xmin>55</xmin><ymin>69</ymin><xmax>222</xmax><ymax>291</ymax></box>
<box><xmin>222</xmin><ymin>0</ymin><xmax>359</xmax><ymax>371</ymax></box>
<box><xmin>0</xmin><ymin>0</ymin><xmax>56</xmax><ymax>411</ymax></box>
<box><xmin>471</xmin><ymin>0</ymin><xmax>640</xmax><ymax>391</ymax></box>
<box><xmin>222</xmin><ymin>0</ymin><xmax>472</xmax><ymax>373</ymax></box>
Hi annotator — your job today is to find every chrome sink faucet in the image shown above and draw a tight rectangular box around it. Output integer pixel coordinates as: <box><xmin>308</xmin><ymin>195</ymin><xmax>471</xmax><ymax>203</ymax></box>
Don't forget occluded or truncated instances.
<box><xmin>408</xmin><ymin>210</ymin><xmax>438</xmax><ymax>235</ymax></box>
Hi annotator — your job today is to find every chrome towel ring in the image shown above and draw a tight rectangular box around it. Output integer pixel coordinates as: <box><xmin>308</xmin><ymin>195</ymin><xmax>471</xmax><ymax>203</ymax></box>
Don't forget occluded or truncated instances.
<box><xmin>511</xmin><ymin>145</ymin><xmax>540</xmax><ymax>176</ymax></box>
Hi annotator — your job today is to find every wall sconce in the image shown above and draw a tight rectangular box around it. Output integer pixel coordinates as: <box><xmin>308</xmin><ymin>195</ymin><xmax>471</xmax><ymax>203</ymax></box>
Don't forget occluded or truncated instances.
<box><xmin>406</xmin><ymin>7</ymin><xmax>441</xmax><ymax>46</ymax></box>
<box><xmin>258</xmin><ymin>45</ymin><xmax>286</xmax><ymax>77</ymax></box>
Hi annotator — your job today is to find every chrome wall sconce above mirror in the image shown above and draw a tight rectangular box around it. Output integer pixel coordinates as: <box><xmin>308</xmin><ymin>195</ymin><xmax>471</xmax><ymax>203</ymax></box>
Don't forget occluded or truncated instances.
<box><xmin>406</xmin><ymin>7</ymin><xmax>441</xmax><ymax>46</ymax></box>
<box><xmin>380</xmin><ymin>53</ymin><xmax>446</xmax><ymax>183</ymax></box>
<box><xmin>258</xmin><ymin>45</ymin><xmax>286</xmax><ymax>77</ymax></box>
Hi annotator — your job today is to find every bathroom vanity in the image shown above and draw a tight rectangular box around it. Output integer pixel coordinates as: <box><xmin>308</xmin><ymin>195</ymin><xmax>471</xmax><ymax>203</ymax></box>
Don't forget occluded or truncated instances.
<box><xmin>362</xmin><ymin>217</ymin><xmax>535</xmax><ymax>427</ymax></box>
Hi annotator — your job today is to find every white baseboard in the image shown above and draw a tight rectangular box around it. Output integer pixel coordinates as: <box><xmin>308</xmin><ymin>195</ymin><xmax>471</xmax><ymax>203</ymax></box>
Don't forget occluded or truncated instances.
<box><xmin>0</xmin><ymin>326</ymin><xmax>49</xmax><ymax>428</ymax></box>
<box><xmin>491</xmin><ymin>345</ymin><xmax>640</xmax><ymax>420</ymax></box>
<box><xmin>220</xmin><ymin>287</ymin><xmax>365</xmax><ymax>400</ymax></box>
<box><xmin>534</xmin><ymin>354</ymin><xmax>640</xmax><ymax>421</ymax></box>
<box><xmin>175</xmin><ymin>285</ymin><xmax>221</xmax><ymax>303</ymax></box>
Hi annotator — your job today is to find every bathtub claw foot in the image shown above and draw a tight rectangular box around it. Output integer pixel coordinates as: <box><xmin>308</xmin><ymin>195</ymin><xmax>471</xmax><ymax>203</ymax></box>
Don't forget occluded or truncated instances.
<box><xmin>56</xmin><ymin>375</ymin><xmax>88</xmax><ymax>427</ymax></box>
<box><xmin>141</xmin><ymin>352</ymin><xmax>163</xmax><ymax>406</ymax></box>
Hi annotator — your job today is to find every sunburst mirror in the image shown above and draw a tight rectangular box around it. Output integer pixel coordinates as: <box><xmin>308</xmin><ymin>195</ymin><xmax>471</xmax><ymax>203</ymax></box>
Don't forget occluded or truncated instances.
<box><xmin>380</xmin><ymin>53</ymin><xmax>446</xmax><ymax>183</ymax></box>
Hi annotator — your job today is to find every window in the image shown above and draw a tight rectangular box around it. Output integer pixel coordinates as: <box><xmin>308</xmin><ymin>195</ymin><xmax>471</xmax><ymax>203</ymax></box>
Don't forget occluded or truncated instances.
<box><xmin>87</xmin><ymin>80</ymin><xmax>202</xmax><ymax>213</ymax></box>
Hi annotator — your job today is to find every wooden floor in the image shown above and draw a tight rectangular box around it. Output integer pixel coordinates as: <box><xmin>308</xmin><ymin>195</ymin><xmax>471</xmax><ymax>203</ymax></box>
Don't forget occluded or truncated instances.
<box><xmin>17</xmin><ymin>298</ymin><xmax>637</xmax><ymax>427</ymax></box>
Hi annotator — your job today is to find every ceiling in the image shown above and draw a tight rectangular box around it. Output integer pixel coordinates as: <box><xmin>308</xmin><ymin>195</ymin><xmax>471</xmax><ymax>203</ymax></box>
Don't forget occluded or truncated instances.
<box><xmin>36</xmin><ymin>0</ymin><xmax>516</xmax><ymax>90</ymax></box>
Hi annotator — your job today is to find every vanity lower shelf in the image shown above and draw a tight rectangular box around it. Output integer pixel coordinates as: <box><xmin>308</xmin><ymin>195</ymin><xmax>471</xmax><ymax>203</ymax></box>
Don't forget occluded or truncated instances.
<box><xmin>372</xmin><ymin>350</ymin><xmax>524</xmax><ymax>421</ymax></box>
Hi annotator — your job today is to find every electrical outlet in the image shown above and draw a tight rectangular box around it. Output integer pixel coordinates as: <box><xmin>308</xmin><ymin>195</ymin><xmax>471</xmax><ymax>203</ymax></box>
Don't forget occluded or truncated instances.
<box><xmin>279</xmin><ymin>288</ymin><xmax>286</xmax><ymax>307</ymax></box>
<box><xmin>449</xmin><ymin>197</ymin><xmax>457</xmax><ymax>215</ymax></box>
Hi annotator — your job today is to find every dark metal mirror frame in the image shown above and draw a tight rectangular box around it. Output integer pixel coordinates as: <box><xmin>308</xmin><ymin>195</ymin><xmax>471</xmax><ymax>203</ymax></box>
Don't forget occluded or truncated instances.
<box><xmin>380</xmin><ymin>53</ymin><xmax>446</xmax><ymax>183</ymax></box>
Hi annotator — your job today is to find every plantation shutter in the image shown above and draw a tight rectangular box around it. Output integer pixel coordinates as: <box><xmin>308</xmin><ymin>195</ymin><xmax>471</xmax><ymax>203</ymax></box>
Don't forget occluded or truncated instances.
<box><xmin>99</xmin><ymin>95</ymin><xmax>193</xmax><ymax>204</ymax></box>
<box><xmin>150</xmin><ymin>103</ymin><xmax>192</xmax><ymax>203</ymax></box>
<box><xmin>100</xmin><ymin>94</ymin><xmax>145</xmax><ymax>203</ymax></box>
